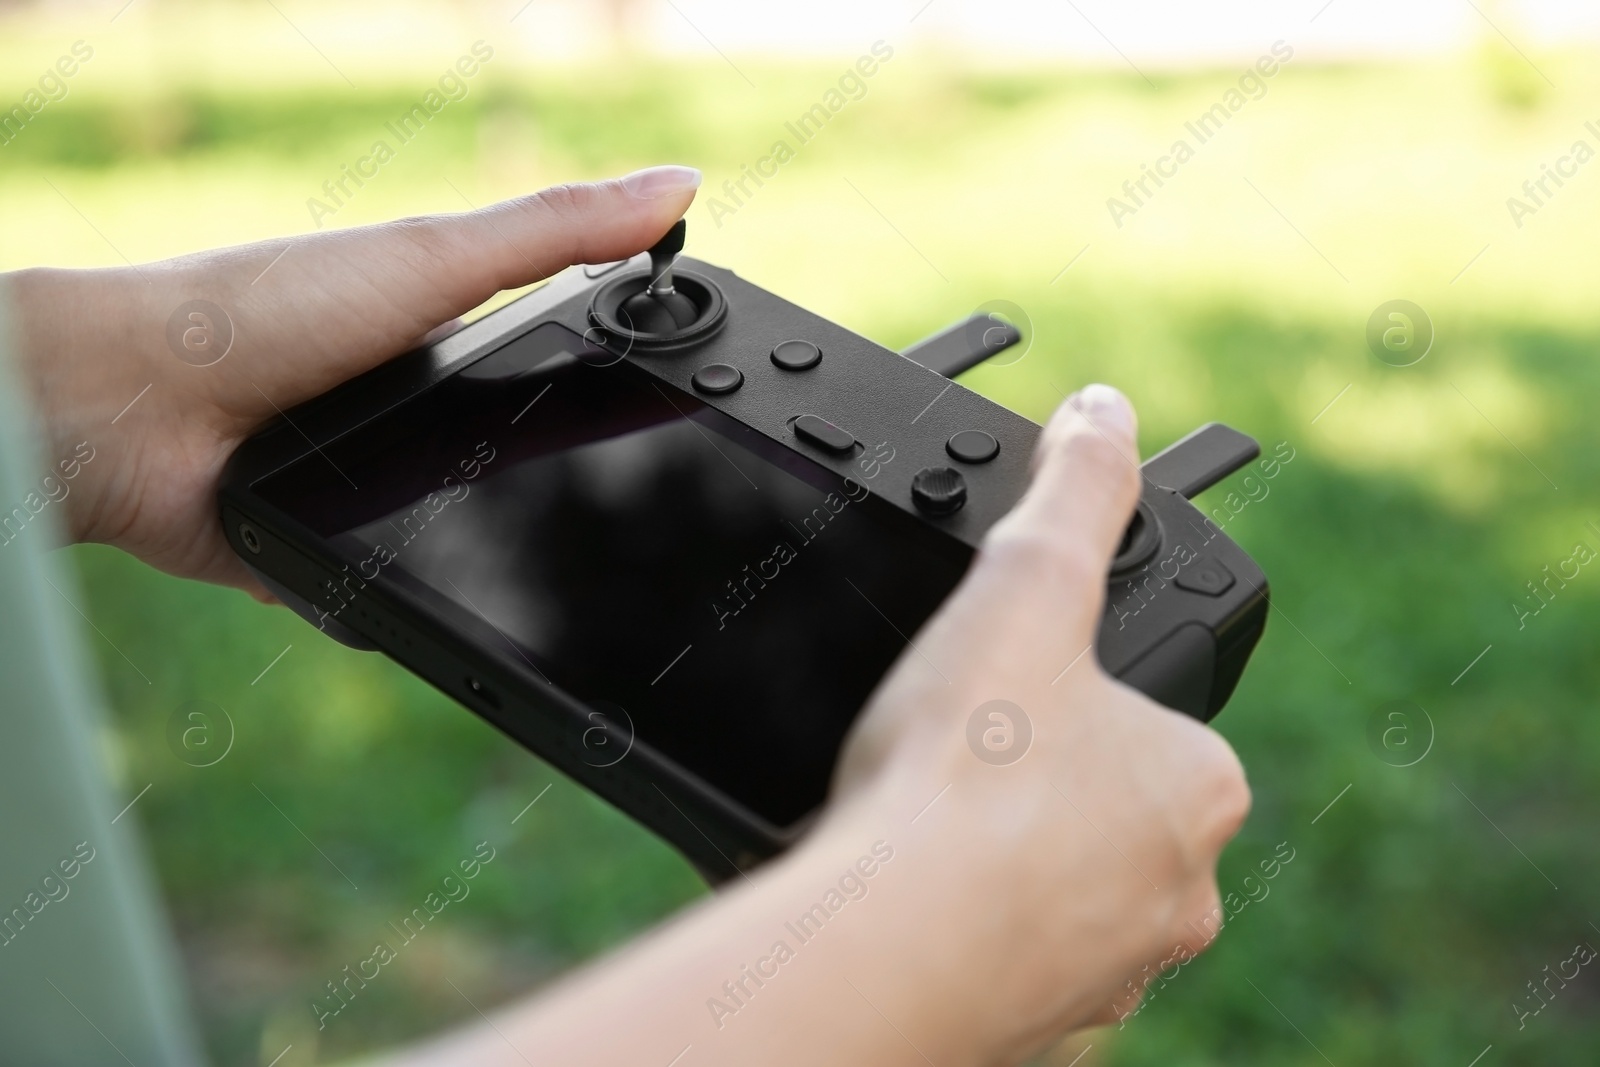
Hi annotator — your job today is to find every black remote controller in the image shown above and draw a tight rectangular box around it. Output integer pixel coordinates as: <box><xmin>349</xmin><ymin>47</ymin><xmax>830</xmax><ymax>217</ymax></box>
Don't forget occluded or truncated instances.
<box><xmin>220</xmin><ymin>220</ymin><xmax>1268</xmax><ymax>879</ymax></box>
<box><xmin>586</xmin><ymin>221</ymin><xmax>1269</xmax><ymax>721</ymax></box>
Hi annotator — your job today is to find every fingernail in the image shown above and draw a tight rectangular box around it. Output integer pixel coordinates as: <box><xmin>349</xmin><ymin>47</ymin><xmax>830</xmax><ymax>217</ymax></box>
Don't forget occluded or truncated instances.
<box><xmin>621</xmin><ymin>165</ymin><xmax>703</xmax><ymax>200</ymax></box>
<box><xmin>1077</xmin><ymin>383</ymin><xmax>1134</xmax><ymax>438</ymax></box>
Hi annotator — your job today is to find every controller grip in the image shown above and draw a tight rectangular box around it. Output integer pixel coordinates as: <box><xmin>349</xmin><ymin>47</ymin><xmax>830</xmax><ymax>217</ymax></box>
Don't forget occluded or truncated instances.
<box><xmin>1097</xmin><ymin>423</ymin><xmax>1270</xmax><ymax>720</ymax></box>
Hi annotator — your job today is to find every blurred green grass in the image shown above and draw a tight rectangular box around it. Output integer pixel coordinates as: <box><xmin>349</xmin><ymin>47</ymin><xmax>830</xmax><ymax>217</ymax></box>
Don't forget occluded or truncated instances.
<box><xmin>7</xmin><ymin>7</ymin><xmax>1600</xmax><ymax>1065</ymax></box>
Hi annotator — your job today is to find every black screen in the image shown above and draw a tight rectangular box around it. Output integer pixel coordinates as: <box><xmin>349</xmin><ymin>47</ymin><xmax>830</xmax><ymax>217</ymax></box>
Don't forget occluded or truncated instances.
<box><xmin>255</xmin><ymin>323</ymin><xmax>973</xmax><ymax>827</ymax></box>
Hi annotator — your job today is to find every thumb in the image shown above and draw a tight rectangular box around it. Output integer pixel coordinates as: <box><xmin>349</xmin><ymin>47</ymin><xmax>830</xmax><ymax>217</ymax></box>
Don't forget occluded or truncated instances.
<box><xmin>837</xmin><ymin>384</ymin><xmax>1143</xmax><ymax>763</ymax></box>
<box><xmin>963</xmin><ymin>384</ymin><xmax>1143</xmax><ymax>648</ymax></box>
<box><xmin>1016</xmin><ymin>383</ymin><xmax>1142</xmax><ymax>563</ymax></box>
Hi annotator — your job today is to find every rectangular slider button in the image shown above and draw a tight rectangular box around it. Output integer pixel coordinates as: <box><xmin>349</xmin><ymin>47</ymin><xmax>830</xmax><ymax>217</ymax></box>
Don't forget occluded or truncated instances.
<box><xmin>793</xmin><ymin>414</ymin><xmax>856</xmax><ymax>454</ymax></box>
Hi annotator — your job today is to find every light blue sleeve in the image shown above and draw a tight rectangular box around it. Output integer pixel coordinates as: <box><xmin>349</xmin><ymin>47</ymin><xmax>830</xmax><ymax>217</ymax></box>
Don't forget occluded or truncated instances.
<box><xmin>0</xmin><ymin>292</ymin><xmax>208</xmax><ymax>1065</ymax></box>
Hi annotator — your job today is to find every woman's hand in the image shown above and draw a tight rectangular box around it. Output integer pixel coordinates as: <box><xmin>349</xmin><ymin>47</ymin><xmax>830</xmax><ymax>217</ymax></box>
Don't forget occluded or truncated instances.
<box><xmin>4</xmin><ymin>165</ymin><xmax>702</xmax><ymax>596</ymax></box>
<box><xmin>810</xmin><ymin>384</ymin><xmax>1252</xmax><ymax>1061</ymax></box>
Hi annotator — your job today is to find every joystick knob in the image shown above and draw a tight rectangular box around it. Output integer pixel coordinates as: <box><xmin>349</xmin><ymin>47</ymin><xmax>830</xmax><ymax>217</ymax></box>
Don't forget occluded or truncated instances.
<box><xmin>587</xmin><ymin>220</ymin><xmax>727</xmax><ymax>349</ymax></box>
<box><xmin>619</xmin><ymin>220</ymin><xmax>700</xmax><ymax>335</ymax></box>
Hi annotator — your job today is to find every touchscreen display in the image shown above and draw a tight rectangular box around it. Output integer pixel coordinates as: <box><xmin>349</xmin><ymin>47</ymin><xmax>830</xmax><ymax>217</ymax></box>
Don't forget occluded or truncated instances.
<box><xmin>255</xmin><ymin>322</ymin><xmax>973</xmax><ymax>827</ymax></box>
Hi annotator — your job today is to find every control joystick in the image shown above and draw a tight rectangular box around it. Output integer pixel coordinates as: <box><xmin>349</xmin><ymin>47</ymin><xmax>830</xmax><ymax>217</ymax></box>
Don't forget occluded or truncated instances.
<box><xmin>589</xmin><ymin>219</ymin><xmax>727</xmax><ymax>349</ymax></box>
<box><xmin>618</xmin><ymin>220</ymin><xmax>700</xmax><ymax>334</ymax></box>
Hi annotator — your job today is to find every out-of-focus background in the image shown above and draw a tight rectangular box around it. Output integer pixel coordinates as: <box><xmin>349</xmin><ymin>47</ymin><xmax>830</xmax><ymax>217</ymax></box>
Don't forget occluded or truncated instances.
<box><xmin>5</xmin><ymin>0</ymin><xmax>1600</xmax><ymax>1063</ymax></box>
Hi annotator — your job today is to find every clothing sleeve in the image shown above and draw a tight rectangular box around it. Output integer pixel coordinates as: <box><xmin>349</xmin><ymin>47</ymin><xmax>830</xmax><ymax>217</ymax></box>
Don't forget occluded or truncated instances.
<box><xmin>0</xmin><ymin>292</ymin><xmax>208</xmax><ymax>1065</ymax></box>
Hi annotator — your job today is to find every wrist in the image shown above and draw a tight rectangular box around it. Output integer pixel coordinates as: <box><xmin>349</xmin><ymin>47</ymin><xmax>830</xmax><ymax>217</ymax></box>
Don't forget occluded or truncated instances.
<box><xmin>4</xmin><ymin>266</ymin><xmax>166</xmax><ymax>544</ymax></box>
<box><xmin>805</xmin><ymin>744</ymin><xmax>1141</xmax><ymax>1063</ymax></box>
<box><xmin>712</xmin><ymin>805</ymin><xmax>981</xmax><ymax>1065</ymax></box>
<box><xmin>774</xmin><ymin>781</ymin><xmax>1029</xmax><ymax>1065</ymax></box>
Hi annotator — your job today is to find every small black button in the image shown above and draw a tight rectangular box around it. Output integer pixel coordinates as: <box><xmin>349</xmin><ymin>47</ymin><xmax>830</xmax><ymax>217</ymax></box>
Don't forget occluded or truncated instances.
<box><xmin>946</xmin><ymin>429</ymin><xmax>1000</xmax><ymax>464</ymax></box>
<box><xmin>1175</xmin><ymin>559</ymin><xmax>1236</xmax><ymax>597</ymax></box>
<box><xmin>793</xmin><ymin>414</ymin><xmax>855</xmax><ymax>454</ymax></box>
<box><xmin>771</xmin><ymin>339</ymin><xmax>822</xmax><ymax>371</ymax></box>
<box><xmin>911</xmin><ymin>466</ymin><xmax>967</xmax><ymax>516</ymax></box>
<box><xmin>692</xmin><ymin>363</ymin><xmax>744</xmax><ymax>395</ymax></box>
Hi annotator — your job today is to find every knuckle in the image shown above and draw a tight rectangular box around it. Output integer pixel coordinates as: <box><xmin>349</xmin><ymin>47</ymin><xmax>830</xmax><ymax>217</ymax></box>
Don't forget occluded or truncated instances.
<box><xmin>526</xmin><ymin>181</ymin><xmax>591</xmax><ymax>221</ymax></box>
<box><xmin>1185</xmin><ymin>884</ymin><xmax>1225</xmax><ymax>943</ymax></box>
<box><xmin>385</xmin><ymin>214</ymin><xmax>467</xmax><ymax>276</ymax></box>
<box><xmin>1194</xmin><ymin>736</ymin><xmax>1252</xmax><ymax>837</ymax></box>
<box><xmin>1192</xmin><ymin>887</ymin><xmax>1228</xmax><ymax>949</ymax></box>
<box><xmin>1153</xmin><ymin>713</ymin><xmax>1252</xmax><ymax>846</ymax></box>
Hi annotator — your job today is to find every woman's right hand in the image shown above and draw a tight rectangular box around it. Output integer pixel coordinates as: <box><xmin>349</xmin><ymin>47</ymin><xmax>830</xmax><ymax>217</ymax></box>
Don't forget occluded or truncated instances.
<box><xmin>818</xmin><ymin>383</ymin><xmax>1252</xmax><ymax>1063</ymax></box>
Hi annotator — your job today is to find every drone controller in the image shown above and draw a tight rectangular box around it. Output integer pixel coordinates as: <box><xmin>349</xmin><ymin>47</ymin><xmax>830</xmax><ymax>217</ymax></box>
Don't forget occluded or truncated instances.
<box><xmin>583</xmin><ymin>220</ymin><xmax>1269</xmax><ymax>720</ymax></box>
<box><xmin>220</xmin><ymin>219</ymin><xmax>1269</xmax><ymax>878</ymax></box>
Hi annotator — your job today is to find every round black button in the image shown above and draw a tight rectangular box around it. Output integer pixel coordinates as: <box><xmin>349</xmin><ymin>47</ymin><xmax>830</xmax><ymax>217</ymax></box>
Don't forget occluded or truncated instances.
<box><xmin>691</xmin><ymin>363</ymin><xmax>744</xmax><ymax>395</ymax></box>
<box><xmin>771</xmin><ymin>339</ymin><xmax>822</xmax><ymax>371</ymax></box>
<box><xmin>946</xmin><ymin>429</ymin><xmax>1000</xmax><ymax>464</ymax></box>
<box><xmin>911</xmin><ymin>466</ymin><xmax>967</xmax><ymax>516</ymax></box>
